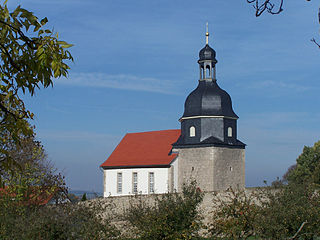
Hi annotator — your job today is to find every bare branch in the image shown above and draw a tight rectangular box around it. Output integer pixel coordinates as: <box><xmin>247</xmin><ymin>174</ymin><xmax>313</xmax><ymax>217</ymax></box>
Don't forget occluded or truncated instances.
<box><xmin>311</xmin><ymin>38</ymin><xmax>320</xmax><ymax>48</ymax></box>
<box><xmin>288</xmin><ymin>221</ymin><xmax>307</xmax><ymax>240</ymax></box>
<box><xmin>247</xmin><ymin>0</ymin><xmax>284</xmax><ymax>17</ymax></box>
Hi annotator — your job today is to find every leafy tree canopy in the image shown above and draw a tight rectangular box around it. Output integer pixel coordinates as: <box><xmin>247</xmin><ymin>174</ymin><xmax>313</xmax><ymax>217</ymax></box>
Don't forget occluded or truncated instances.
<box><xmin>284</xmin><ymin>140</ymin><xmax>320</xmax><ymax>186</ymax></box>
<box><xmin>0</xmin><ymin>130</ymin><xmax>67</xmax><ymax>206</ymax></box>
<box><xmin>0</xmin><ymin>1</ymin><xmax>73</xmax><ymax>180</ymax></box>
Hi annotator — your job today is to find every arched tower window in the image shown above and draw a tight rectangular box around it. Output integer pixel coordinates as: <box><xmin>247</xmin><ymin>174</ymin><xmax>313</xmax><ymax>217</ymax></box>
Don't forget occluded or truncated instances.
<box><xmin>227</xmin><ymin>127</ymin><xmax>232</xmax><ymax>137</ymax></box>
<box><xmin>206</xmin><ymin>65</ymin><xmax>211</xmax><ymax>78</ymax></box>
<box><xmin>200</xmin><ymin>66</ymin><xmax>204</xmax><ymax>79</ymax></box>
<box><xmin>189</xmin><ymin>126</ymin><xmax>196</xmax><ymax>137</ymax></box>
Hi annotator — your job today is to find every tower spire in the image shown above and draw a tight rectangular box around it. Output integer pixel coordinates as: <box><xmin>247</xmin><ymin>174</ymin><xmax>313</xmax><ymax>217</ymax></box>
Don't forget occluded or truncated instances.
<box><xmin>206</xmin><ymin>22</ymin><xmax>209</xmax><ymax>45</ymax></box>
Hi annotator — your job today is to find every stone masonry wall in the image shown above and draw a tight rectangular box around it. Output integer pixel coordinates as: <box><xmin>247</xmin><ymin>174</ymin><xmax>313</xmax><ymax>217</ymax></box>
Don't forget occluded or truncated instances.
<box><xmin>173</xmin><ymin>146</ymin><xmax>245</xmax><ymax>192</ymax></box>
<box><xmin>92</xmin><ymin>188</ymin><xmax>260</xmax><ymax>237</ymax></box>
<box><xmin>213</xmin><ymin>147</ymin><xmax>245</xmax><ymax>190</ymax></box>
<box><xmin>174</xmin><ymin>147</ymin><xmax>214</xmax><ymax>192</ymax></box>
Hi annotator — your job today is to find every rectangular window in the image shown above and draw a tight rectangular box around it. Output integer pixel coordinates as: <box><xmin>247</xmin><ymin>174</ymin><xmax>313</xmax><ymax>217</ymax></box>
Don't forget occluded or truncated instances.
<box><xmin>117</xmin><ymin>172</ymin><xmax>122</xmax><ymax>193</ymax></box>
<box><xmin>149</xmin><ymin>172</ymin><xmax>154</xmax><ymax>193</ymax></box>
<box><xmin>132</xmin><ymin>172</ymin><xmax>138</xmax><ymax>194</ymax></box>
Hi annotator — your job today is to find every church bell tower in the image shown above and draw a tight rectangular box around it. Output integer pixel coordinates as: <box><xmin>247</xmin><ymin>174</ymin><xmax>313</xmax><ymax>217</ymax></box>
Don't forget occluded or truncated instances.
<box><xmin>172</xmin><ymin>24</ymin><xmax>246</xmax><ymax>192</ymax></box>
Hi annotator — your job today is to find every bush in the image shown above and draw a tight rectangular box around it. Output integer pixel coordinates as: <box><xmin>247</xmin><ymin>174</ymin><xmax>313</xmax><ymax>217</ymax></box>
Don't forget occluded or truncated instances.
<box><xmin>125</xmin><ymin>181</ymin><xmax>204</xmax><ymax>240</ymax></box>
<box><xmin>208</xmin><ymin>184</ymin><xmax>320</xmax><ymax>240</ymax></box>
<box><xmin>209</xmin><ymin>188</ymin><xmax>261</xmax><ymax>240</ymax></box>
<box><xmin>0</xmin><ymin>200</ymin><xmax>120</xmax><ymax>239</ymax></box>
<box><xmin>257</xmin><ymin>183</ymin><xmax>320</xmax><ymax>239</ymax></box>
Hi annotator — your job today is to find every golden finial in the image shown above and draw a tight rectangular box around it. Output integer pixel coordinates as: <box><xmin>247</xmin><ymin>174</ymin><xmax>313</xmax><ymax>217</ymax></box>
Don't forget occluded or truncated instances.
<box><xmin>206</xmin><ymin>22</ymin><xmax>209</xmax><ymax>45</ymax></box>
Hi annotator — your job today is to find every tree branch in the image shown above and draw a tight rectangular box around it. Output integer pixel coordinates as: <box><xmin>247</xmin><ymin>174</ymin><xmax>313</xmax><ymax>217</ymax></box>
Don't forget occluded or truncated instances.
<box><xmin>311</xmin><ymin>38</ymin><xmax>320</xmax><ymax>48</ymax></box>
<box><xmin>288</xmin><ymin>221</ymin><xmax>307</xmax><ymax>240</ymax></box>
<box><xmin>247</xmin><ymin>0</ymin><xmax>283</xmax><ymax>17</ymax></box>
<box><xmin>0</xmin><ymin>43</ymin><xmax>22</xmax><ymax>73</ymax></box>
<box><xmin>0</xmin><ymin>19</ymin><xmax>38</xmax><ymax>50</ymax></box>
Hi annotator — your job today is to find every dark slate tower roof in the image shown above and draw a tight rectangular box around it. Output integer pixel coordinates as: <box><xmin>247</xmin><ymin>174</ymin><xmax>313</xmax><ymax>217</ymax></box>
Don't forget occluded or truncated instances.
<box><xmin>182</xmin><ymin>80</ymin><xmax>238</xmax><ymax>119</ymax></box>
<box><xmin>173</xmin><ymin>26</ymin><xmax>245</xmax><ymax>149</ymax></box>
<box><xmin>199</xmin><ymin>44</ymin><xmax>217</xmax><ymax>63</ymax></box>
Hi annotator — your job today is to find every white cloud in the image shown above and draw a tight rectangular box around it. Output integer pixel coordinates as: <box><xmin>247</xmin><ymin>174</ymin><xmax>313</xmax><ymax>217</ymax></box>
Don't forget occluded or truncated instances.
<box><xmin>56</xmin><ymin>73</ymin><xmax>179</xmax><ymax>95</ymax></box>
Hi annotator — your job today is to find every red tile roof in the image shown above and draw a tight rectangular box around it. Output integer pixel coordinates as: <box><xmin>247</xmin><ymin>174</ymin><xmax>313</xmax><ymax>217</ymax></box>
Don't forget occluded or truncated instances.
<box><xmin>100</xmin><ymin>129</ymin><xmax>180</xmax><ymax>168</ymax></box>
<box><xmin>0</xmin><ymin>186</ymin><xmax>59</xmax><ymax>205</ymax></box>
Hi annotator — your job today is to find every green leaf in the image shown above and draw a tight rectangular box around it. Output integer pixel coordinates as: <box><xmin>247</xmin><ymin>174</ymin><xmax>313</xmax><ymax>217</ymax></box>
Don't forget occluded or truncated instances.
<box><xmin>40</xmin><ymin>17</ymin><xmax>48</xmax><ymax>26</ymax></box>
<box><xmin>61</xmin><ymin>43</ymin><xmax>73</xmax><ymax>49</ymax></box>
<box><xmin>0</xmin><ymin>4</ymin><xmax>73</xmax><ymax>181</ymax></box>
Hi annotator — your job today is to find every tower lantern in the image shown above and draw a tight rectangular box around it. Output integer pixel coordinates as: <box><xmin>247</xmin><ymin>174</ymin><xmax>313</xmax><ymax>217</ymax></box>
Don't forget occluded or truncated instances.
<box><xmin>198</xmin><ymin>23</ymin><xmax>218</xmax><ymax>81</ymax></box>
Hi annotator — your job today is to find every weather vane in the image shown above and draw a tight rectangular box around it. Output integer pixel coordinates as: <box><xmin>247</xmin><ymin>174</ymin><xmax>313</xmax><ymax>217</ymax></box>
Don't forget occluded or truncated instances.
<box><xmin>206</xmin><ymin>22</ymin><xmax>209</xmax><ymax>45</ymax></box>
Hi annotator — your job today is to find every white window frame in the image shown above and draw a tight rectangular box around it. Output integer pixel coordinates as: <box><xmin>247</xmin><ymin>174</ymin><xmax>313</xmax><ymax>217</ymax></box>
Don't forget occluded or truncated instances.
<box><xmin>227</xmin><ymin>127</ymin><xmax>232</xmax><ymax>137</ymax></box>
<box><xmin>149</xmin><ymin>172</ymin><xmax>154</xmax><ymax>193</ymax></box>
<box><xmin>190</xmin><ymin>126</ymin><xmax>196</xmax><ymax>137</ymax></box>
<box><xmin>117</xmin><ymin>172</ymin><xmax>122</xmax><ymax>194</ymax></box>
<box><xmin>132</xmin><ymin>172</ymin><xmax>138</xmax><ymax>194</ymax></box>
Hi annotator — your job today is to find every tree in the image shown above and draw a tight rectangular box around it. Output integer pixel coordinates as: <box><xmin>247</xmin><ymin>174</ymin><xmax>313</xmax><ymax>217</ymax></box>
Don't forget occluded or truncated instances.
<box><xmin>283</xmin><ymin>140</ymin><xmax>320</xmax><ymax>186</ymax></box>
<box><xmin>209</xmin><ymin>184</ymin><xmax>320</xmax><ymax>239</ymax></box>
<box><xmin>0</xmin><ymin>2</ymin><xmax>73</xmax><ymax>180</ymax></box>
<box><xmin>0</xmin><ymin>133</ymin><xmax>121</xmax><ymax>239</ymax></box>
<box><xmin>246</xmin><ymin>0</ymin><xmax>320</xmax><ymax>48</ymax></box>
<box><xmin>256</xmin><ymin>183</ymin><xmax>320</xmax><ymax>239</ymax></box>
<box><xmin>0</xmin><ymin>131</ymin><xmax>67</xmax><ymax>206</ymax></box>
<box><xmin>209</xmin><ymin>139</ymin><xmax>320</xmax><ymax>239</ymax></box>
<box><xmin>81</xmin><ymin>193</ymin><xmax>87</xmax><ymax>201</ymax></box>
<box><xmin>0</xmin><ymin>198</ymin><xmax>120</xmax><ymax>239</ymax></box>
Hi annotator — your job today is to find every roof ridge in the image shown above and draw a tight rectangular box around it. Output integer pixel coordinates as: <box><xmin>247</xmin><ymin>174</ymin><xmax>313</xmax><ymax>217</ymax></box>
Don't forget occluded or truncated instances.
<box><xmin>126</xmin><ymin>129</ymin><xmax>180</xmax><ymax>135</ymax></box>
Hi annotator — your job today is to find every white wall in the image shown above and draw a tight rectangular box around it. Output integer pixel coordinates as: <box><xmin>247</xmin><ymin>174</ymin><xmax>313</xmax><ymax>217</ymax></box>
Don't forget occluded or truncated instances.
<box><xmin>171</xmin><ymin>158</ymin><xmax>179</xmax><ymax>191</ymax></box>
<box><xmin>103</xmin><ymin>167</ymin><xmax>169</xmax><ymax>197</ymax></box>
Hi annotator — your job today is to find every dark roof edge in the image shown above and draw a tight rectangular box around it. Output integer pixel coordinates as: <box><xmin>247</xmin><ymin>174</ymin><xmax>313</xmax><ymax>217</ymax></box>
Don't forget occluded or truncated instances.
<box><xmin>172</xmin><ymin>142</ymin><xmax>246</xmax><ymax>150</ymax></box>
<box><xmin>101</xmin><ymin>164</ymin><xmax>171</xmax><ymax>170</ymax></box>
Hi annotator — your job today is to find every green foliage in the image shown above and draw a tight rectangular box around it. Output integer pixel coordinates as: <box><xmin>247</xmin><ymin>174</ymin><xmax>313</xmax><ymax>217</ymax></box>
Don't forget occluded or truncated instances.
<box><xmin>81</xmin><ymin>192</ymin><xmax>87</xmax><ymax>201</ymax></box>
<box><xmin>0</xmin><ymin>136</ymin><xmax>119</xmax><ymax>239</ymax></box>
<box><xmin>209</xmin><ymin>188</ymin><xmax>261</xmax><ymax>240</ymax></box>
<box><xmin>0</xmin><ymin>200</ymin><xmax>120</xmax><ymax>239</ymax></box>
<box><xmin>256</xmin><ymin>183</ymin><xmax>320</xmax><ymax>239</ymax></box>
<box><xmin>0</xmin><ymin>133</ymin><xmax>67</xmax><ymax>204</ymax></box>
<box><xmin>0</xmin><ymin>2</ymin><xmax>73</xmax><ymax>180</ymax></box>
<box><xmin>209</xmin><ymin>184</ymin><xmax>320</xmax><ymax>239</ymax></box>
<box><xmin>284</xmin><ymin>140</ymin><xmax>320</xmax><ymax>185</ymax></box>
<box><xmin>208</xmin><ymin>140</ymin><xmax>320</xmax><ymax>239</ymax></box>
<box><xmin>125</xmin><ymin>181</ymin><xmax>204</xmax><ymax>240</ymax></box>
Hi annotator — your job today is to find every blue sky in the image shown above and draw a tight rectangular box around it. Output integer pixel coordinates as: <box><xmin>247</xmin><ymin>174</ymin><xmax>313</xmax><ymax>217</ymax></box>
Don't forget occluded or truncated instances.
<box><xmin>8</xmin><ymin>0</ymin><xmax>320</xmax><ymax>192</ymax></box>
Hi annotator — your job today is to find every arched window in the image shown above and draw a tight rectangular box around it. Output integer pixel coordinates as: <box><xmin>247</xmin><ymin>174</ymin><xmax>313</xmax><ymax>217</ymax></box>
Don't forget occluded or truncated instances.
<box><xmin>189</xmin><ymin>126</ymin><xmax>195</xmax><ymax>137</ymax></box>
<box><xmin>227</xmin><ymin>127</ymin><xmax>232</xmax><ymax>137</ymax></box>
<box><xmin>206</xmin><ymin>65</ymin><xmax>210</xmax><ymax>78</ymax></box>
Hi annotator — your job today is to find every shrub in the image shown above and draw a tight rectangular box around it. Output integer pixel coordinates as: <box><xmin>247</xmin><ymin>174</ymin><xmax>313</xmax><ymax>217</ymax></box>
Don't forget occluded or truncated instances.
<box><xmin>209</xmin><ymin>188</ymin><xmax>261</xmax><ymax>240</ymax></box>
<box><xmin>0</xmin><ymin>199</ymin><xmax>120</xmax><ymax>239</ymax></box>
<box><xmin>125</xmin><ymin>181</ymin><xmax>204</xmax><ymax>240</ymax></box>
<box><xmin>256</xmin><ymin>183</ymin><xmax>320</xmax><ymax>239</ymax></box>
<box><xmin>208</xmin><ymin>184</ymin><xmax>320</xmax><ymax>240</ymax></box>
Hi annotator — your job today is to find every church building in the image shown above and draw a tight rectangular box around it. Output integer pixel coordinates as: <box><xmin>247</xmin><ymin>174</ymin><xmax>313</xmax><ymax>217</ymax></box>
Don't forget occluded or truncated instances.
<box><xmin>100</xmin><ymin>28</ymin><xmax>245</xmax><ymax>197</ymax></box>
